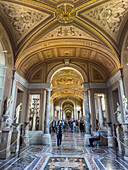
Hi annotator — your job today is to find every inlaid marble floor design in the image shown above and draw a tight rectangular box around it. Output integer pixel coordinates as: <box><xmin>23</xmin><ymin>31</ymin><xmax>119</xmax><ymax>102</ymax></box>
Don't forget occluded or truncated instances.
<box><xmin>0</xmin><ymin>132</ymin><xmax>128</xmax><ymax>170</ymax></box>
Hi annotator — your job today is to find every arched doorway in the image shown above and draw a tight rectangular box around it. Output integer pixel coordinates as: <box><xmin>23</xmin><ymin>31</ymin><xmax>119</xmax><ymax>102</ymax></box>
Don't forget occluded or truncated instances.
<box><xmin>50</xmin><ymin>67</ymin><xmax>84</xmax><ymax>121</ymax></box>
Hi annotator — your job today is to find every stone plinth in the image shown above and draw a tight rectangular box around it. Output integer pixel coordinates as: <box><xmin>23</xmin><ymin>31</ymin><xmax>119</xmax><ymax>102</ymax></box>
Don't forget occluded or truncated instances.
<box><xmin>84</xmin><ymin>134</ymin><xmax>91</xmax><ymax>145</ymax></box>
<box><xmin>107</xmin><ymin>122</ymin><xmax>115</xmax><ymax>147</ymax></box>
<box><xmin>0</xmin><ymin>128</ymin><xmax>12</xmax><ymax>159</ymax></box>
<box><xmin>42</xmin><ymin>134</ymin><xmax>51</xmax><ymax>145</ymax></box>
<box><xmin>123</xmin><ymin>123</ymin><xmax>128</xmax><ymax>160</ymax></box>
<box><xmin>23</xmin><ymin>123</ymin><xmax>29</xmax><ymax>146</ymax></box>
<box><xmin>115</xmin><ymin>124</ymin><xmax>124</xmax><ymax>155</ymax></box>
<box><xmin>99</xmin><ymin>130</ymin><xmax>108</xmax><ymax>146</ymax></box>
<box><xmin>11</xmin><ymin>123</ymin><xmax>21</xmax><ymax>153</ymax></box>
<box><xmin>28</xmin><ymin>131</ymin><xmax>43</xmax><ymax>145</ymax></box>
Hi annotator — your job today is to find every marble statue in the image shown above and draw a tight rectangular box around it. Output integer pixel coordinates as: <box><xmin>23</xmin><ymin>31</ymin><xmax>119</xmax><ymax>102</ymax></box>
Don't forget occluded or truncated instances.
<box><xmin>123</xmin><ymin>95</ymin><xmax>128</xmax><ymax>113</ymax></box>
<box><xmin>114</xmin><ymin>102</ymin><xmax>123</xmax><ymax>124</ymax></box>
<box><xmin>5</xmin><ymin>96</ymin><xmax>12</xmax><ymax>116</ymax></box>
<box><xmin>15</xmin><ymin>103</ymin><xmax>22</xmax><ymax>123</ymax></box>
<box><xmin>5</xmin><ymin>117</ymin><xmax>12</xmax><ymax>128</ymax></box>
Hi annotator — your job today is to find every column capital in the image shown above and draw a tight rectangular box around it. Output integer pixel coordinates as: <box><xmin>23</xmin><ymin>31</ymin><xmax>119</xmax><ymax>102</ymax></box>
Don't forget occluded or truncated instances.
<box><xmin>81</xmin><ymin>82</ymin><xmax>90</xmax><ymax>91</ymax></box>
<box><xmin>45</xmin><ymin>88</ymin><xmax>51</xmax><ymax>92</ymax></box>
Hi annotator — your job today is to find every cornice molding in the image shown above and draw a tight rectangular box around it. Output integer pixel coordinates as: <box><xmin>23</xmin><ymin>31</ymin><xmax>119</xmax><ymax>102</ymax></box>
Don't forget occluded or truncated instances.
<box><xmin>107</xmin><ymin>70</ymin><xmax>121</xmax><ymax>87</ymax></box>
<box><xmin>15</xmin><ymin>72</ymin><xmax>28</xmax><ymax>88</ymax></box>
<box><xmin>28</xmin><ymin>83</ymin><xmax>51</xmax><ymax>89</ymax></box>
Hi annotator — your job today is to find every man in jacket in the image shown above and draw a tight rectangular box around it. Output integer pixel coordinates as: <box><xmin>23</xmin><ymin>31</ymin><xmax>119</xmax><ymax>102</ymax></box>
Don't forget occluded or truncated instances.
<box><xmin>56</xmin><ymin>120</ymin><xmax>63</xmax><ymax>147</ymax></box>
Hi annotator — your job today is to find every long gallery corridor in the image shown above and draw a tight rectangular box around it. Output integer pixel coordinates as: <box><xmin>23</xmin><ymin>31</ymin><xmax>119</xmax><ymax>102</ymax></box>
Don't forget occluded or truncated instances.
<box><xmin>0</xmin><ymin>0</ymin><xmax>128</xmax><ymax>169</ymax></box>
<box><xmin>0</xmin><ymin>130</ymin><xmax>128</xmax><ymax>170</ymax></box>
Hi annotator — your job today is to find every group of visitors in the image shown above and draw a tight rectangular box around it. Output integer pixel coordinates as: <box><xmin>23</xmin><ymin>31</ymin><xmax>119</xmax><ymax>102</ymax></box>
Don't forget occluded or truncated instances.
<box><xmin>51</xmin><ymin>119</ymin><xmax>100</xmax><ymax>148</ymax></box>
<box><xmin>51</xmin><ymin>119</ymin><xmax>85</xmax><ymax>133</ymax></box>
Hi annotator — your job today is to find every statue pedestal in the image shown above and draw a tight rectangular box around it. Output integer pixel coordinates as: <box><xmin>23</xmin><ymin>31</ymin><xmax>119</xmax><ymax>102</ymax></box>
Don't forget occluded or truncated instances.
<box><xmin>84</xmin><ymin>134</ymin><xmax>91</xmax><ymax>145</ymax></box>
<box><xmin>42</xmin><ymin>133</ymin><xmax>51</xmax><ymax>145</ymax></box>
<box><xmin>23</xmin><ymin>123</ymin><xmax>29</xmax><ymax>146</ymax></box>
<box><xmin>107</xmin><ymin>122</ymin><xmax>115</xmax><ymax>147</ymax></box>
<box><xmin>0</xmin><ymin>128</ymin><xmax>12</xmax><ymax>159</ymax></box>
<box><xmin>123</xmin><ymin>123</ymin><xmax>128</xmax><ymax>160</ymax></box>
<box><xmin>115</xmin><ymin>124</ymin><xmax>124</xmax><ymax>155</ymax></box>
<box><xmin>11</xmin><ymin>123</ymin><xmax>21</xmax><ymax>153</ymax></box>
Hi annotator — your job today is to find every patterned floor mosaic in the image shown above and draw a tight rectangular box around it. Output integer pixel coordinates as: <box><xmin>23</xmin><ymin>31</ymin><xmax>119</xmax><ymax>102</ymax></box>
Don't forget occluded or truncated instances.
<box><xmin>44</xmin><ymin>157</ymin><xmax>89</xmax><ymax>170</ymax></box>
<box><xmin>0</xmin><ymin>131</ymin><xmax>128</xmax><ymax>170</ymax></box>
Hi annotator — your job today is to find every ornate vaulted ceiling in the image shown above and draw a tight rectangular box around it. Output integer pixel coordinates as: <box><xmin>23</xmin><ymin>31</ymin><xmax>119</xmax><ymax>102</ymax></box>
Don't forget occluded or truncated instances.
<box><xmin>51</xmin><ymin>69</ymin><xmax>84</xmax><ymax>100</ymax></box>
<box><xmin>0</xmin><ymin>0</ymin><xmax>127</xmax><ymax>82</ymax></box>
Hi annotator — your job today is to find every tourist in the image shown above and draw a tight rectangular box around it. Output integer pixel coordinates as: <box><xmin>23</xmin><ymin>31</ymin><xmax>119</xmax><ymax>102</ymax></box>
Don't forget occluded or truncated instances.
<box><xmin>88</xmin><ymin>128</ymin><xmax>100</xmax><ymax>147</ymax></box>
<box><xmin>56</xmin><ymin>120</ymin><xmax>63</xmax><ymax>148</ymax></box>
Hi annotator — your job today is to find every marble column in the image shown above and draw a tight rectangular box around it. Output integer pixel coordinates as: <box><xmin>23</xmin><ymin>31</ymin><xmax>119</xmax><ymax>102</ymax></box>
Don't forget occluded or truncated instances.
<box><xmin>119</xmin><ymin>77</ymin><xmax>126</xmax><ymax>122</ymax></box>
<box><xmin>60</xmin><ymin>108</ymin><xmax>62</xmax><ymax>120</ymax></box>
<box><xmin>90</xmin><ymin>91</ymin><xmax>96</xmax><ymax>130</ymax></box>
<box><xmin>98</xmin><ymin>96</ymin><xmax>104</xmax><ymax>129</ymax></box>
<box><xmin>32</xmin><ymin>113</ymin><xmax>36</xmax><ymax>131</ymax></box>
<box><xmin>55</xmin><ymin>110</ymin><xmax>57</xmax><ymax>119</ymax></box>
<box><xmin>63</xmin><ymin>112</ymin><xmax>65</xmax><ymax>120</ymax></box>
<box><xmin>123</xmin><ymin>123</ymin><xmax>128</xmax><ymax>160</ymax></box>
<box><xmin>58</xmin><ymin>110</ymin><xmax>60</xmax><ymax>120</ymax></box>
<box><xmin>42</xmin><ymin>89</ymin><xmax>51</xmax><ymax>145</ymax></box>
<box><xmin>84</xmin><ymin>90</ymin><xmax>91</xmax><ymax>145</ymax></box>
<box><xmin>10</xmin><ymin>73</ymin><xmax>17</xmax><ymax>119</ymax></box>
<box><xmin>107</xmin><ymin>122</ymin><xmax>115</xmax><ymax>147</ymax></box>
<box><xmin>39</xmin><ymin>89</ymin><xmax>45</xmax><ymax>131</ymax></box>
<box><xmin>73</xmin><ymin>107</ymin><xmax>75</xmax><ymax>119</ymax></box>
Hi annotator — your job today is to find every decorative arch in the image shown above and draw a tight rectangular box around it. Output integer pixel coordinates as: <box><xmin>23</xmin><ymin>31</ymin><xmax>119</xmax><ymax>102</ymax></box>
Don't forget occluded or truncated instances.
<box><xmin>46</xmin><ymin>63</ymin><xmax>88</xmax><ymax>83</ymax></box>
<box><xmin>61</xmin><ymin>99</ymin><xmax>75</xmax><ymax>108</ymax></box>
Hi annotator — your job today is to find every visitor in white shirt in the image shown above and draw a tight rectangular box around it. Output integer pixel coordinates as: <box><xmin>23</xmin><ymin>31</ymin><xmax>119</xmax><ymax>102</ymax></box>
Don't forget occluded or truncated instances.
<box><xmin>88</xmin><ymin>128</ymin><xmax>100</xmax><ymax>147</ymax></box>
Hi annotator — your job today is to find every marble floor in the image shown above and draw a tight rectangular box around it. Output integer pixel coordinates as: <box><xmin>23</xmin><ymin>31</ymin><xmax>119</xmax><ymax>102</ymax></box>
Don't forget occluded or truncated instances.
<box><xmin>0</xmin><ymin>131</ymin><xmax>128</xmax><ymax>170</ymax></box>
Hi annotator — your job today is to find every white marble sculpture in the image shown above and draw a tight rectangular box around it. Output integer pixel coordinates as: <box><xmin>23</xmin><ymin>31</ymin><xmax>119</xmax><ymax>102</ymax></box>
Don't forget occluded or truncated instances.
<box><xmin>15</xmin><ymin>103</ymin><xmax>22</xmax><ymax>123</ymax></box>
<box><xmin>122</xmin><ymin>95</ymin><xmax>128</xmax><ymax>120</ymax></box>
<box><xmin>5</xmin><ymin>117</ymin><xmax>12</xmax><ymax>128</ymax></box>
<box><xmin>114</xmin><ymin>102</ymin><xmax>123</xmax><ymax>124</ymax></box>
<box><xmin>5</xmin><ymin>96</ymin><xmax>12</xmax><ymax>116</ymax></box>
<box><xmin>123</xmin><ymin>95</ymin><xmax>128</xmax><ymax>113</ymax></box>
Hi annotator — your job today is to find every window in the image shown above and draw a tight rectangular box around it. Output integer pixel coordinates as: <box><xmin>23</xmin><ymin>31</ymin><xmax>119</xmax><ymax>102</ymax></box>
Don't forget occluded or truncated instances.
<box><xmin>0</xmin><ymin>41</ymin><xmax>6</xmax><ymax>100</ymax></box>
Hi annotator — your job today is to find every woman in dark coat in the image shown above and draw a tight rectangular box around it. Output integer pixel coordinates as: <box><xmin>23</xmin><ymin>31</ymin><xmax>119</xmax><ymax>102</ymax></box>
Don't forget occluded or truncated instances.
<box><xmin>56</xmin><ymin>120</ymin><xmax>63</xmax><ymax>147</ymax></box>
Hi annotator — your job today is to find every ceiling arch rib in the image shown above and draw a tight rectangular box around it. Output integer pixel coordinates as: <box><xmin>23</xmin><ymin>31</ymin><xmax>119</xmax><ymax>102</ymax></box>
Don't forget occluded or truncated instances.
<box><xmin>15</xmin><ymin>41</ymin><xmax>120</xmax><ymax>80</ymax></box>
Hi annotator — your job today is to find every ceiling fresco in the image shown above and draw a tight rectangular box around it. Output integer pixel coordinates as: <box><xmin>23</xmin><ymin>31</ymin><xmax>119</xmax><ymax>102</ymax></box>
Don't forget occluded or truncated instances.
<box><xmin>51</xmin><ymin>69</ymin><xmax>83</xmax><ymax>88</ymax></box>
<box><xmin>36</xmin><ymin>25</ymin><xmax>99</xmax><ymax>42</ymax></box>
<box><xmin>0</xmin><ymin>0</ymin><xmax>127</xmax><ymax>86</ymax></box>
<box><xmin>51</xmin><ymin>69</ymin><xmax>84</xmax><ymax>100</ymax></box>
<box><xmin>0</xmin><ymin>0</ymin><xmax>127</xmax><ymax>53</ymax></box>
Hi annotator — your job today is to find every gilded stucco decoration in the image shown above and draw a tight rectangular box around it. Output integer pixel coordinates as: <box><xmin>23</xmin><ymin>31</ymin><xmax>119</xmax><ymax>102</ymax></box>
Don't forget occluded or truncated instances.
<box><xmin>37</xmin><ymin>25</ymin><xmax>98</xmax><ymax>42</ymax></box>
<box><xmin>51</xmin><ymin>69</ymin><xmax>83</xmax><ymax>100</ymax></box>
<box><xmin>0</xmin><ymin>2</ymin><xmax>50</xmax><ymax>42</ymax></box>
<box><xmin>94</xmin><ymin>53</ymin><xmax>115</xmax><ymax>74</ymax></box>
<box><xmin>31</xmin><ymin>69</ymin><xmax>43</xmax><ymax>81</ymax></box>
<box><xmin>81</xmin><ymin>0</ymin><xmax>128</xmax><ymax>41</ymax></box>
<box><xmin>51</xmin><ymin>89</ymin><xmax>84</xmax><ymax>100</ymax></box>
<box><xmin>21</xmin><ymin>56</ymin><xmax>39</xmax><ymax>75</ymax></box>
<box><xmin>92</xmin><ymin>68</ymin><xmax>104</xmax><ymax>81</ymax></box>
<box><xmin>49</xmin><ymin>0</ymin><xmax>79</xmax><ymax>3</ymax></box>
<box><xmin>51</xmin><ymin>69</ymin><xmax>83</xmax><ymax>87</ymax></box>
<box><xmin>56</xmin><ymin>3</ymin><xmax>75</xmax><ymax>23</ymax></box>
